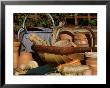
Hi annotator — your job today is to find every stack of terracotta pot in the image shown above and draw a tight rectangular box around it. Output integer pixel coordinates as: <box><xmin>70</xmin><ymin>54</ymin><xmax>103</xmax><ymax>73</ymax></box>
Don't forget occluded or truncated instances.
<box><xmin>13</xmin><ymin>41</ymin><xmax>21</xmax><ymax>69</ymax></box>
<box><xmin>85</xmin><ymin>52</ymin><xmax>97</xmax><ymax>75</ymax></box>
<box><xmin>13</xmin><ymin>41</ymin><xmax>35</xmax><ymax>69</ymax></box>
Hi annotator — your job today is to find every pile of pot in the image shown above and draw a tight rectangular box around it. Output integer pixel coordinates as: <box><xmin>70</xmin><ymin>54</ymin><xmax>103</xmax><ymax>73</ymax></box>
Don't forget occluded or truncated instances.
<box><xmin>13</xmin><ymin>40</ymin><xmax>39</xmax><ymax>75</ymax></box>
<box><xmin>13</xmin><ymin>41</ymin><xmax>21</xmax><ymax>69</ymax></box>
<box><xmin>85</xmin><ymin>52</ymin><xmax>97</xmax><ymax>75</ymax></box>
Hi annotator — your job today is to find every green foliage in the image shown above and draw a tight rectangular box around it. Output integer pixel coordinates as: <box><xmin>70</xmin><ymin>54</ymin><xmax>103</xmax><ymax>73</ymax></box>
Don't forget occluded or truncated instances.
<box><xmin>89</xmin><ymin>19</ymin><xmax>97</xmax><ymax>26</ymax></box>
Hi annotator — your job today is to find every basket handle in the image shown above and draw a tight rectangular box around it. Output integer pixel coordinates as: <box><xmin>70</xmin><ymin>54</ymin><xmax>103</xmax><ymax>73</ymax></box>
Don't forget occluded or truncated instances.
<box><xmin>82</xmin><ymin>26</ymin><xmax>96</xmax><ymax>49</ymax></box>
<box><xmin>22</xmin><ymin>13</ymin><xmax>55</xmax><ymax>30</ymax></box>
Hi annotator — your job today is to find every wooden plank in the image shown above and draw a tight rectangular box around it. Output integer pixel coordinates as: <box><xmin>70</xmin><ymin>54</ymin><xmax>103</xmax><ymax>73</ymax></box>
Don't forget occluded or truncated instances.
<box><xmin>65</xmin><ymin>16</ymin><xmax>97</xmax><ymax>19</ymax></box>
<box><xmin>73</xmin><ymin>29</ymin><xmax>97</xmax><ymax>32</ymax></box>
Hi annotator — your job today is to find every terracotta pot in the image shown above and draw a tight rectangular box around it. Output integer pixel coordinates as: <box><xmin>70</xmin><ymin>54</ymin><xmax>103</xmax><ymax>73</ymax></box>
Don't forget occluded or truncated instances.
<box><xmin>89</xmin><ymin>64</ymin><xmax>97</xmax><ymax>75</ymax></box>
<box><xmin>13</xmin><ymin>41</ymin><xmax>20</xmax><ymax>69</ymax></box>
<box><xmin>87</xmin><ymin>58</ymin><xmax>96</xmax><ymax>60</ymax></box>
<box><xmin>89</xmin><ymin>64</ymin><xmax>97</xmax><ymax>68</ymax></box>
<box><xmin>85</xmin><ymin>52</ymin><xmax>97</xmax><ymax>58</ymax></box>
<box><xmin>14</xmin><ymin>41</ymin><xmax>21</xmax><ymax>47</ymax></box>
<box><xmin>86</xmin><ymin>59</ymin><xmax>97</xmax><ymax>65</ymax></box>
<box><xmin>19</xmin><ymin>52</ymin><xmax>33</xmax><ymax>66</ymax></box>
<box><xmin>83</xmin><ymin>69</ymin><xmax>92</xmax><ymax>75</ymax></box>
<box><xmin>91</xmin><ymin>69</ymin><xmax>97</xmax><ymax>75</ymax></box>
<box><xmin>92</xmin><ymin>68</ymin><xmax>97</xmax><ymax>73</ymax></box>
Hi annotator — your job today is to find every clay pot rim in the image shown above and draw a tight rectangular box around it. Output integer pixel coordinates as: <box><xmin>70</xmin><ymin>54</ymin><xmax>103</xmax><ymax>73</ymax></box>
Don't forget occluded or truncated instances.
<box><xmin>20</xmin><ymin>52</ymin><xmax>32</xmax><ymax>55</ymax></box>
<box><xmin>86</xmin><ymin>59</ymin><xmax>97</xmax><ymax>62</ymax></box>
<box><xmin>89</xmin><ymin>65</ymin><xmax>97</xmax><ymax>68</ymax></box>
<box><xmin>14</xmin><ymin>42</ymin><xmax>20</xmax><ymax>47</ymax></box>
<box><xmin>85</xmin><ymin>52</ymin><xmax>97</xmax><ymax>58</ymax></box>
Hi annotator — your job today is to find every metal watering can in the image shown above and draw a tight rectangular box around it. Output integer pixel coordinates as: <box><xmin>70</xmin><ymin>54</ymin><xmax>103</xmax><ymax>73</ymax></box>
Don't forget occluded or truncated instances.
<box><xmin>17</xmin><ymin>13</ymin><xmax>56</xmax><ymax>52</ymax></box>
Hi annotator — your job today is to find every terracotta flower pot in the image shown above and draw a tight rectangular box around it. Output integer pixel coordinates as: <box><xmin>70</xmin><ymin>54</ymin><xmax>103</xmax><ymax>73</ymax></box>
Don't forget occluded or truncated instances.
<box><xmin>13</xmin><ymin>41</ymin><xmax>20</xmax><ymax>69</ymax></box>
<box><xmin>91</xmin><ymin>69</ymin><xmax>97</xmax><ymax>75</ymax></box>
<box><xmin>85</xmin><ymin>52</ymin><xmax>97</xmax><ymax>58</ymax></box>
<box><xmin>14</xmin><ymin>41</ymin><xmax>21</xmax><ymax>47</ymax></box>
<box><xmin>18</xmin><ymin>52</ymin><xmax>33</xmax><ymax>66</ymax></box>
<box><xmin>92</xmin><ymin>72</ymin><xmax>97</xmax><ymax>75</ymax></box>
<box><xmin>86</xmin><ymin>59</ymin><xmax>97</xmax><ymax>65</ymax></box>
<box><xmin>83</xmin><ymin>69</ymin><xmax>92</xmax><ymax>75</ymax></box>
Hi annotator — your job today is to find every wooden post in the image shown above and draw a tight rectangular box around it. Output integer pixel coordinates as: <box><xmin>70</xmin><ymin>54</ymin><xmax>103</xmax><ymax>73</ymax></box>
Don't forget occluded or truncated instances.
<box><xmin>88</xmin><ymin>13</ymin><xmax>91</xmax><ymax>26</ymax></box>
<box><xmin>74</xmin><ymin>13</ymin><xmax>78</xmax><ymax>26</ymax></box>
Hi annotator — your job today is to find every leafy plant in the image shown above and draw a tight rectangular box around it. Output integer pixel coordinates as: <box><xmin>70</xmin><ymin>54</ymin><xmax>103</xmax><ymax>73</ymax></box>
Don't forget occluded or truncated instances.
<box><xmin>89</xmin><ymin>19</ymin><xmax>97</xmax><ymax>26</ymax></box>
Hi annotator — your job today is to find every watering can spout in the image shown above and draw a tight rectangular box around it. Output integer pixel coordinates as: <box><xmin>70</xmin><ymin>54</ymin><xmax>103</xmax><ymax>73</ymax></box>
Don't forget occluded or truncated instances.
<box><xmin>17</xmin><ymin>28</ymin><xmax>28</xmax><ymax>41</ymax></box>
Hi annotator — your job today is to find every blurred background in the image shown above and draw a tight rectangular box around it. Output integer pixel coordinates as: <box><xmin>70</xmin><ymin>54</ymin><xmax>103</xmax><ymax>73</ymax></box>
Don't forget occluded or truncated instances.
<box><xmin>14</xmin><ymin>13</ymin><xmax>97</xmax><ymax>34</ymax></box>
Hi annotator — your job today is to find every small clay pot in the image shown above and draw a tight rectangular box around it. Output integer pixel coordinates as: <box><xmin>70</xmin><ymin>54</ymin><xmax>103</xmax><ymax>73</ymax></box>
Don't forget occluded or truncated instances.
<box><xmin>89</xmin><ymin>68</ymin><xmax>97</xmax><ymax>75</ymax></box>
<box><xmin>14</xmin><ymin>41</ymin><xmax>20</xmax><ymax>47</ymax></box>
<box><xmin>89</xmin><ymin>64</ymin><xmax>97</xmax><ymax>68</ymax></box>
<box><xmin>83</xmin><ymin>69</ymin><xmax>92</xmax><ymax>75</ymax></box>
<box><xmin>86</xmin><ymin>59</ymin><xmax>97</xmax><ymax>65</ymax></box>
<box><xmin>19</xmin><ymin>52</ymin><xmax>33</xmax><ymax>66</ymax></box>
<box><xmin>92</xmin><ymin>69</ymin><xmax>97</xmax><ymax>75</ymax></box>
<box><xmin>13</xmin><ymin>42</ymin><xmax>20</xmax><ymax>51</ymax></box>
<box><xmin>93</xmin><ymin>68</ymin><xmax>97</xmax><ymax>72</ymax></box>
<box><xmin>85</xmin><ymin>52</ymin><xmax>97</xmax><ymax>58</ymax></box>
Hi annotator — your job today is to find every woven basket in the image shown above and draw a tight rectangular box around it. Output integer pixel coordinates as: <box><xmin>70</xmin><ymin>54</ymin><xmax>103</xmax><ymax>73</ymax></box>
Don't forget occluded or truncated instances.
<box><xmin>32</xmin><ymin>27</ymin><xmax>96</xmax><ymax>64</ymax></box>
<box><xmin>18</xmin><ymin>14</ymin><xmax>96</xmax><ymax>64</ymax></box>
